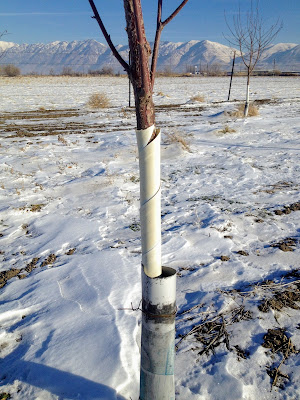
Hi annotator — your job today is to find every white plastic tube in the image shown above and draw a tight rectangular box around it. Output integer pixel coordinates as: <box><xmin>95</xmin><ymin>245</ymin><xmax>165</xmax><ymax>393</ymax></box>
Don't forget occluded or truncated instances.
<box><xmin>244</xmin><ymin>84</ymin><xmax>250</xmax><ymax>117</ymax></box>
<box><xmin>140</xmin><ymin>267</ymin><xmax>176</xmax><ymax>400</ymax></box>
<box><xmin>136</xmin><ymin>125</ymin><xmax>162</xmax><ymax>278</ymax></box>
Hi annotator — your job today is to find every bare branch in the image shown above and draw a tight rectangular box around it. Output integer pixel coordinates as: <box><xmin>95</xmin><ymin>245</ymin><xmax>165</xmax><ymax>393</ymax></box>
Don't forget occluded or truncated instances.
<box><xmin>0</xmin><ymin>30</ymin><xmax>8</xmax><ymax>39</ymax></box>
<box><xmin>87</xmin><ymin>0</ymin><xmax>129</xmax><ymax>72</ymax></box>
<box><xmin>150</xmin><ymin>0</ymin><xmax>163</xmax><ymax>87</ymax></box>
<box><xmin>157</xmin><ymin>0</ymin><xmax>163</xmax><ymax>26</ymax></box>
<box><xmin>224</xmin><ymin>1</ymin><xmax>282</xmax><ymax>70</ymax></box>
<box><xmin>150</xmin><ymin>0</ymin><xmax>189</xmax><ymax>88</ymax></box>
<box><xmin>162</xmin><ymin>0</ymin><xmax>189</xmax><ymax>27</ymax></box>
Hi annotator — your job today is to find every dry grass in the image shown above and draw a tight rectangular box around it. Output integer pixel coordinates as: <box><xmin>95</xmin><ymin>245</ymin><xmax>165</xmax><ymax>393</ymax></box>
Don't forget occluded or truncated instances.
<box><xmin>156</xmin><ymin>91</ymin><xmax>170</xmax><ymax>98</ymax></box>
<box><xmin>164</xmin><ymin>130</ymin><xmax>191</xmax><ymax>152</ymax></box>
<box><xmin>190</xmin><ymin>94</ymin><xmax>205</xmax><ymax>103</ymax></box>
<box><xmin>87</xmin><ymin>92</ymin><xmax>111</xmax><ymax>109</ymax></box>
<box><xmin>218</xmin><ymin>125</ymin><xmax>236</xmax><ymax>135</ymax></box>
<box><xmin>231</xmin><ymin>103</ymin><xmax>259</xmax><ymax>118</ymax></box>
<box><xmin>58</xmin><ymin>135</ymin><xmax>68</xmax><ymax>145</ymax></box>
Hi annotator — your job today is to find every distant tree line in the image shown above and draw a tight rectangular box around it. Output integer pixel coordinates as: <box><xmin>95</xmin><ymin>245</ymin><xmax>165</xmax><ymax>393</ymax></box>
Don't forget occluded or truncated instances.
<box><xmin>60</xmin><ymin>65</ymin><xmax>116</xmax><ymax>76</ymax></box>
<box><xmin>1</xmin><ymin>62</ymin><xmax>298</xmax><ymax>77</ymax></box>
<box><xmin>0</xmin><ymin>63</ymin><xmax>122</xmax><ymax>77</ymax></box>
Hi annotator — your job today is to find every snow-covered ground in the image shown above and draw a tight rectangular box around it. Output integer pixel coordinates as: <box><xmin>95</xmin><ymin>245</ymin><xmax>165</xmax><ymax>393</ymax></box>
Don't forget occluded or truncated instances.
<box><xmin>0</xmin><ymin>76</ymin><xmax>299</xmax><ymax>400</ymax></box>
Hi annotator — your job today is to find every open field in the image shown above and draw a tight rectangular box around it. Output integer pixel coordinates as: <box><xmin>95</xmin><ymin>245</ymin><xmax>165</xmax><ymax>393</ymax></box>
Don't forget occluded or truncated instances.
<box><xmin>0</xmin><ymin>76</ymin><xmax>300</xmax><ymax>399</ymax></box>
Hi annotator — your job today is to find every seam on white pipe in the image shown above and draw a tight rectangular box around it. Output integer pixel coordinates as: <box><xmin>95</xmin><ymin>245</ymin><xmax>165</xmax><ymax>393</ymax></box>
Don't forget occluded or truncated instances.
<box><xmin>136</xmin><ymin>125</ymin><xmax>162</xmax><ymax>278</ymax></box>
<box><xmin>141</xmin><ymin>183</ymin><xmax>161</xmax><ymax>205</ymax></box>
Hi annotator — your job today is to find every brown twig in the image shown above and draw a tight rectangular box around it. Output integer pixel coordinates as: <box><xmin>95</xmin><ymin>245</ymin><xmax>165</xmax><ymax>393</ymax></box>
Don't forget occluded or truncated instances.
<box><xmin>118</xmin><ymin>300</ymin><xmax>142</xmax><ymax>311</ymax></box>
<box><xmin>175</xmin><ymin>315</ymin><xmax>219</xmax><ymax>350</ymax></box>
<box><xmin>222</xmin><ymin>316</ymin><xmax>231</xmax><ymax>351</ymax></box>
<box><xmin>177</xmin><ymin>303</ymin><xmax>205</xmax><ymax>316</ymax></box>
<box><xmin>271</xmin><ymin>338</ymin><xmax>292</xmax><ymax>391</ymax></box>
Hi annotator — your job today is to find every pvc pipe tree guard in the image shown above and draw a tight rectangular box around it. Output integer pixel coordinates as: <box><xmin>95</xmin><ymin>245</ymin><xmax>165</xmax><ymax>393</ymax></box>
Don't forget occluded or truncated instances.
<box><xmin>136</xmin><ymin>125</ymin><xmax>162</xmax><ymax>278</ymax></box>
<box><xmin>244</xmin><ymin>84</ymin><xmax>250</xmax><ymax>117</ymax></box>
<box><xmin>137</xmin><ymin>126</ymin><xmax>176</xmax><ymax>399</ymax></box>
<box><xmin>140</xmin><ymin>266</ymin><xmax>176</xmax><ymax>400</ymax></box>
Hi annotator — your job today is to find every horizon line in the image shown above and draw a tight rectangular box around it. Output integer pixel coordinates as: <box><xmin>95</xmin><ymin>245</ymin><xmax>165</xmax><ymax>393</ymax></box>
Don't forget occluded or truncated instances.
<box><xmin>0</xmin><ymin>38</ymin><xmax>298</xmax><ymax>46</ymax></box>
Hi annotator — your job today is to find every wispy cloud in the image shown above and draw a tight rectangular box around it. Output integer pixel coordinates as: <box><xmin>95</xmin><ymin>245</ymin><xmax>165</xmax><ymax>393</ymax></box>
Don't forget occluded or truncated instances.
<box><xmin>0</xmin><ymin>12</ymin><xmax>90</xmax><ymax>16</ymax></box>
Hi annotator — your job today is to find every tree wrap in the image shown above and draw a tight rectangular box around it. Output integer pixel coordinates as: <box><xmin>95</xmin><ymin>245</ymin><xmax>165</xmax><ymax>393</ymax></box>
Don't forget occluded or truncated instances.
<box><xmin>136</xmin><ymin>125</ymin><xmax>161</xmax><ymax>278</ymax></box>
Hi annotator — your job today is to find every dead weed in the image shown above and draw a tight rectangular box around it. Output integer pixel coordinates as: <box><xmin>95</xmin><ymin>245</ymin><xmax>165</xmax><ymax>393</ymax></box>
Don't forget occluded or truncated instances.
<box><xmin>87</xmin><ymin>93</ymin><xmax>111</xmax><ymax>109</ymax></box>
<box><xmin>164</xmin><ymin>130</ymin><xmax>191</xmax><ymax>152</ymax></box>
<box><xmin>230</xmin><ymin>103</ymin><xmax>259</xmax><ymax>118</ymax></box>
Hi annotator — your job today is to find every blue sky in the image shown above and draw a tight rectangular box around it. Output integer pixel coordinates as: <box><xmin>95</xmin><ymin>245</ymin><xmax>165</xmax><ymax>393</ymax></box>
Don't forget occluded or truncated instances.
<box><xmin>1</xmin><ymin>0</ymin><xmax>299</xmax><ymax>45</ymax></box>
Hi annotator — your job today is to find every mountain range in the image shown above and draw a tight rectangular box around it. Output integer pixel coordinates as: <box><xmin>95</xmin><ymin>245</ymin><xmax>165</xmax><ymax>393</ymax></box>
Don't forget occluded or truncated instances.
<box><xmin>0</xmin><ymin>39</ymin><xmax>299</xmax><ymax>74</ymax></box>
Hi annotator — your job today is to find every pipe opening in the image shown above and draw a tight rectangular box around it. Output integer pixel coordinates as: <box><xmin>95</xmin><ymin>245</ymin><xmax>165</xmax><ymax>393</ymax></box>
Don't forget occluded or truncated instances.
<box><xmin>159</xmin><ymin>266</ymin><xmax>176</xmax><ymax>278</ymax></box>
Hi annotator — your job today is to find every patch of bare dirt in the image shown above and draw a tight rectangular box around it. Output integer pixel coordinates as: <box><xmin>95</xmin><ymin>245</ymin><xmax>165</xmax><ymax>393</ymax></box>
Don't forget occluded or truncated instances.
<box><xmin>270</xmin><ymin>237</ymin><xmax>298</xmax><ymax>252</ymax></box>
<box><xmin>254</xmin><ymin>98</ymin><xmax>278</xmax><ymax>105</ymax></box>
<box><xmin>249</xmin><ymin>269</ymin><xmax>300</xmax><ymax>313</ymax></box>
<box><xmin>0</xmin><ymin>108</ymin><xmax>109</xmax><ymax>138</ymax></box>
<box><xmin>0</xmin><ymin>269</ymin><xmax>22</xmax><ymax>289</ymax></box>
<box><xmin>176</xmin><ymin>305</ymin><xmax>253</xmax><ymax>356</ymax></box>
<box><xmin>258</xmin><ymin>288</ymin><xmax>300</xmax><ymax>312</ymax></box>
<box><xmin>274</xmin><ymin>202</ymin><xmax>300</xmax><ymax>215</ymax></box>
<box><xmin>41</xmin><ymin>254</ymin><xmax>57</xmax><ymax>267</ymax></box>
<box><xmin>263</xmin><ymin>328</ymin><xmax>296</xmax><ymax>354</ymax></box>
<box><xmin>0</xmin><ymin>108</ymin><xmax>81</xmax><ymax>121</ymax></box>
<box><xmin>254</xmin><ymin>181</ymin><xmax>297</xmax><ymax>195</ymax></box>
<box><xmin>18</xmin><ymin>204</ymin><xmax>45</xmax><ymax>213</ymax></box>
<box><xmin>220</xmin><ymin>255</ymin><xmax>230</xmax><ymax>261</ymax></box>
<box><xmin>156</xmin><ymin>104</ymin><xmax>204</xmax><ymax>112</ymax></box>
<box><xmin>236</xmin><ymin>250</ymin><xmax>249</xmax><ymax>256</ymax></box>
<box><xmin>0</xmin><ymin>254</ymin><xmax>58</xmax><ymax>290</ymax></box>
<box><xmin>263</xmin><ymin>328</ymin><xmax>298</xmax><ymax>390</ymax></box>
<box><xmin>24</xmin><ymin>258</ymin><xmax>39</xmax><ymax>273</ymax></box>
<box><xmin>65</xmin><ymin>248</ymin><xmax>76</xmax><ymax>255</ymax></box>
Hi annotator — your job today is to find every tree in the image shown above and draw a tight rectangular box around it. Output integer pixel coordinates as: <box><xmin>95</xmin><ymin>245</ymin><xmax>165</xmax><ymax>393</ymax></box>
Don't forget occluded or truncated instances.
<box><xmin>62</xmin><ymin>66</ymin><xmax>75</xmax><ymax>76</ymax></box>
<box><xmin>87</xmin><ymin>1</ymin><xmax>189</xmax><ymax>399</ymax></box>
<box><xmin>0</xmin><ymin>32</ymin><xmax>20</xmax><ymax>77</ymax></box>
<box><xmin>225</xmin><ymin>1</ymin><xmax>282</xmax><ymax>116</ymax></box>
<box><xmin>3</xmin><ymin>64</ymin><xmax>21</xmax><ymax>77</ymax></box>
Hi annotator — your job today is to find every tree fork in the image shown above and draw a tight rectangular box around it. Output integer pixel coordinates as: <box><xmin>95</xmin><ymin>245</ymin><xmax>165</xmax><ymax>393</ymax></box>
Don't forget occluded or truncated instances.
<box><xmin>124</xmin><ymin>0</ymin><xmax>155</xmax><ymax>130</ymax></box>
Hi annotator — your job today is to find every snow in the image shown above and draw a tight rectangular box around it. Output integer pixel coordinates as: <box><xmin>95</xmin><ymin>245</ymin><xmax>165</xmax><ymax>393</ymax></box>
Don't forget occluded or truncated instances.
<box><xmin>0</xmin><ymin>75</ymin><xmax>300</xmax><ymax>399</ymax></box>
<box><xmin>261</xmin><ymin>43</ymin><xmax>298</xmax><ymax>59</ymax></box>
<box><xmin>0</xmin><ymin>41</ymin><xmax>15</xmax><ymax>51</ymax></box>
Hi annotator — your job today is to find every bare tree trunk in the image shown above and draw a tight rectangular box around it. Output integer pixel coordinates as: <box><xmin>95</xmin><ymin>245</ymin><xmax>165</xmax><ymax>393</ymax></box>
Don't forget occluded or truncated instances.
<box><xmin>124</xmin><ymin>0</ymin><xmax>155</xmax><ymax>130</ymax></box>
<box><xmin>244</xmin><ymin>68</ymin><xmax>250</xmax><ymax>117</ymax></box>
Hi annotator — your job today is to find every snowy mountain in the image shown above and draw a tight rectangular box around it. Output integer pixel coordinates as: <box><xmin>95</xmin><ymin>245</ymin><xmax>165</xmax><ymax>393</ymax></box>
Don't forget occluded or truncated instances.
<box><xmin>258</xmin><ymin>43</ymin><xmax>300</xmax><ymax>71</ymax></box>
<box><xmin>0</xmin><ymin>41</ymin><xmax>15</xmax><ymax>51</ymax></box>
<box><xmin>0</xmin><ymin>39</ymin><xmax>298</xmax><ymax>74</ymax></box>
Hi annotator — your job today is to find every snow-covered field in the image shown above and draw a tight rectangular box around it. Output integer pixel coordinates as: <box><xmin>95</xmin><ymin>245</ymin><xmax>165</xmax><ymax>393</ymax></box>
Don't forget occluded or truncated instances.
<box><xmin>0</xmin><ymin>76</ymin><xmax>299</xmax><ymax>400</ymax></box>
